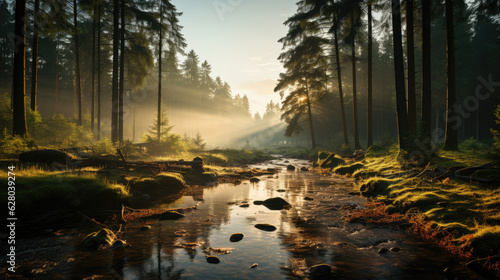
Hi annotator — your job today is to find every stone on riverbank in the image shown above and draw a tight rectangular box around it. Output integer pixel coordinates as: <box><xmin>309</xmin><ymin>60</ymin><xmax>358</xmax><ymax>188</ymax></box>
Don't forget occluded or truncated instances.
<box><xmin>19</xmin><ymin>149</ymin><xmax>73</xmax><ymax>166</ymax></box>
<box><xmin>334</xmin><ymin>163</ymin><xmax>364</xmax><ymax>175</ymax></box>
<box><xmin>250</xmin><ymin>177</ymin><xmax>260</xmax><ymax>183</ymax></box>
<box><xmin>158</xmin><ymin>210</ymin><xmax>185</xmax><ymax>220</ymax></box>
<box><xmin>82</xmin><ymin>228</ymin><xmax>116</xmax><ymax>249</ymax></box>
<box><xmin>308</xmin><ymin>264</ymin><xmax>332</xmax><ymax>277</ymax></box>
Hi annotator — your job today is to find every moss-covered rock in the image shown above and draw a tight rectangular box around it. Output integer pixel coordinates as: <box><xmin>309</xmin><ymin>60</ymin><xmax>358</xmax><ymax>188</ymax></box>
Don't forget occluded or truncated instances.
<box><xmin>82</xmin><ymin>228</ymin><xmax>116</xmax><ymax>249</ymax></box>
<box><xmin>334</xmin><ymin>163</ymin><xmax>364</xmax><ymax>175</ymax></box>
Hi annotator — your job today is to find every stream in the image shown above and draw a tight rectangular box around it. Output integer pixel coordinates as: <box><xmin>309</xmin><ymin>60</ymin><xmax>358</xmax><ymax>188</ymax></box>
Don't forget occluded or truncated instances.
<box><xmin>2</xmin><ymin>158</ymin><xmax>491</xmax><ymax>279</ymax></box>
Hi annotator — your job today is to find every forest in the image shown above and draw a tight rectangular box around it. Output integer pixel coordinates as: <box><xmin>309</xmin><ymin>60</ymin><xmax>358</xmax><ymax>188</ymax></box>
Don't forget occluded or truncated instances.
<box><xmin>0</xmin><ymin>0</ymin><xmax>499</xmax><ymax>156</ymax></box>
<box><xmin>1</xmin><ymin>0</ymin><xmax>500</xmax><ymax>279</ymax></box>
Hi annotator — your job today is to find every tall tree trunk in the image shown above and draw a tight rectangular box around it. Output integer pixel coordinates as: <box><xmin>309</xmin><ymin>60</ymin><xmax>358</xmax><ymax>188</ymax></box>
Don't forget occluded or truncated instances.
<box><xmin>111</xmin><ymin>0</ymin><xmax>119</xmax><ymax>142</ymax></box>
<box><xmin>157</xmin><ymin>3</ymin><xmax>163</xmax><ymax>141</ymax></box>
<box><xmin>305</xmin><ymin>80</ymin><xmax>316</xmax><ymax>149</ymax></box>
<box><xmin>73</xmin><ymin>0</ymin><xmax>82</xmax><ymax>126</ymax></box>
<box><xmin>367</xmin><ymin>3</ymin><xmax>373</xmax><ymax>147</ymax></box>
<box><xmin>392</xmin><ymin>0</ymin><xmax>409</xmax><ymax>150</ymax></box>
<box><xmin>30</xmin><ymin>0</ymin><xmax>39</xmax><ymax>111</ymax></box>
<box><xmin>91</xmin><ymin>6</ymin><xmax>96</xmax><ymax>132</ymax></box>
<box><xmin>421</xmin><ymin>0</ymin><xmax>432</xmax><ymax>142</ymax></box>
<box><xmin>351</xmin><ymin>17</ymin><xmax>361</xmax><ymax>150</ymax></box>
<box><xmin>13</xmin><ymin>0</ymin><xmax>27</xmax><ymax>136</ymax></box>
<box><xmin>406</xmin><ymin>0</ymin><xmax>417</xmax><ymax>136</ymax></box>
<box><xmin>119</xmin><ymin>0</ymin><xmax>125</xmax><ymax>143</ymax></box>
<box><xmin>97</xmin><ymin>4</ymin><xmax>101</xmax><ymax>140</ymax></box>
<box><xmin>444</xmin><ymin>0</ymin><xmax>458</xmax><ymax>150</ymax></box>
<box><xmin>55</xmin><ymin>35</ymin><xmax>59</xmax><ymax>114</ymax></box>
<box><xmin>333</xmin><ymin>22</ymin><xmax>349</xmax><ymax>146</ymax></box>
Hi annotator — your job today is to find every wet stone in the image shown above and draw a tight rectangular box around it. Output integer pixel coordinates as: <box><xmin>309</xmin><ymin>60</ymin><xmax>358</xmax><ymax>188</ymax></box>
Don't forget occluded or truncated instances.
<box><xmin>260</xmin><ymin>197</ymin><xmax>291</xmax><ymax>210</ymax></box>
<box><xmin>308</xmin><ymin>264</ymin><xmax>332</xmax><ymax>277</ymax></box>
<box><xmin>276</xmin><ymin>189</ymin><xmax>286</xmax><ymax>192</ymax></box>
<box><xmin>304</xmin><ymin>197</ymin><xmax>314</xmax><ymax>201</ymax></box>
<box><xmin>206</xmin><ymin>256</ymin><xmax>220</xmax><ymax>264</ymax></box>
<box><xmin>158</xmin><ymin>211</ymin><xmax>185</xmax><ymax>220</ymax></box>
<box><xmin>140</xmin><ymin>225</ymin><xmax>151</xmax><ymax>231</ymax></box>
<box><xmin>301</xmin><ymin>167</ymin><xmax>309</xmax><ymax>171</ymax></box>
<box><xmin>287</xmin><ymin>165</ymin><xmax>296</xmax><ymax>171</ymax></box>
<box><xmin>230</xmin><ymin>233</ymin><xmax>244</xmax><ymax>242</ymax></box>
<box><xmin>239</xmin><ymin>203</ymin><xmax>250</xmax><ymax>208</ymax></box>
<box><xmin>390</xmin><ymin>247</ymin><xmax>401</xmax><ymax>252</ymax></box>
<box><xmin>250</xmin><ymin>177</ymin><xmax>260</xmax><ymax>183</ymax></box>
<box><xmin>250</xmin><ymin>263</ymin><xmax>258</xmax><ymax>268</ymax></box>
<box><xmin>378</xmin><ymin>248</ymin><xmax>389</xmax><ymax>254</ymax></box>
<box><xmin>254</xmin><ymin>224</ymin><xmax>277</xmax><ymax>232</ymax></box>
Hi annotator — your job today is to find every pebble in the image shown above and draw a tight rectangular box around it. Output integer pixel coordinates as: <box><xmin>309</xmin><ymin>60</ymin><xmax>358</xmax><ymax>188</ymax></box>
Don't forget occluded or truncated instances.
<box><xmin>140</xmin><ymin>225</ymin><xmax>151</xmax><ymax>231</ymax></box>
<box><xmin>378</xmin><ymin>248</ymin><xmax>388</xmax><ymax>254</ymax></box>
<box><xmin>230</xmin><ymin>233</ymin><xmax>244</xmax><ymax>242</ymax></box>
<box><xmin>206</xmin><ymin>256</ymin><xmax>220</xmax><ymax>264</ymax></box>
<box><xmin>250</xmin><ymin>263</ymin><xmax>258</xmax><ymax>268</ymax></box>
<box><xmin>254</xmin><ymin>224</ymin><xmax>277</xmax><ymax>232</ymax></box>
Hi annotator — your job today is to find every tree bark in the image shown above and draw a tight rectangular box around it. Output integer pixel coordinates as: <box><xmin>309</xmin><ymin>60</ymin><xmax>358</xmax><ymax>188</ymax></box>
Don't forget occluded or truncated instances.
<box><xmin>111</xmin><ymin>0</ymin><xmax>120</xmax><ymax>142</ymax></box>
<box><xmin>406</xmin><ymin>0</ymin><xmax>417</xmax><ymax>136</ymax></box>
<box><xmin>333</xmin><ymin>23</ymin><xmax>349</xmax><ymax>146</ymax></box>
<box><xmin>157</xmin><ymin>3</ymin><xmax>163</xmax><ymax>141</ymax></box>
<box><xmin>119</xmin><ymin>0</ymin><xmax>125</xmax><ymax>143</ymax></box>
<box><xmin>351</xmin><ymin>18</ymin><xmax>361</xmax><ymax>150</ymax></box>
<box><xmin>305</xmin><ymin>80</ymin><xmax>316</xmax><ymax>149</ymax></box>
<box><xmin>30</xmin><ymin>0</ymin><xmax>39</xmax><ymax>112</ymax></box>
<box><xmin>13</xmin><ymin>0</ymin><xmax>27</xmax><ymax>136</ymax></box>
<box><xmin>97</xmin><ymin>4</ymin><xmax>101</xmax><ymax>140</ymax></box>
<box><xmin>421</xmin><ymin>0</ymin><xmax>432</xmax><ymax>142</ymax></box>
<box><xmin>91</xmin><ymin>6</ymin><xmax>96</xmax><ymax>132</ymax></box>
<box><xmin>392</xmin><ymin>0</ymin><xmax>409</xmax><ymax>150</ymax></box>
<box><xmin>73</xmin><ymin>0</ymin><xmax>82</xmax><ymax>126</ymax></box>
<box><xmin>367</xmin><ymin>3</ymin><xmax>373</xmax><ymax>148</ymax></box>
<box><xmin>444</xmin><ymin>0</ymin><xmax>458</xmax><ymax>150</ymax></box>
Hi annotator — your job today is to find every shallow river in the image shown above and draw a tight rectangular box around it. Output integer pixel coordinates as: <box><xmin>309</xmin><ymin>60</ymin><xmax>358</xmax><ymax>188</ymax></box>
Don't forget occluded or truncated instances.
<box><xmin>3</xmin><ymin>159</ymin><xmax>491</xmax><ymax>279</ymax></box>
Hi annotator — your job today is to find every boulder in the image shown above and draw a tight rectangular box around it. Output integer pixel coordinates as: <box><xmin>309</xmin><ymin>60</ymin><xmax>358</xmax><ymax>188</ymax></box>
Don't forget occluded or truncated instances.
<box><xmin>19</xmin><ymin>149</ymin><xmax>72</xmax><ymax>166</ymax></box>
<box><xmin>287</xmin><ymin>165</ymin><xmax>296</xmax><ymax>171</ymax></box>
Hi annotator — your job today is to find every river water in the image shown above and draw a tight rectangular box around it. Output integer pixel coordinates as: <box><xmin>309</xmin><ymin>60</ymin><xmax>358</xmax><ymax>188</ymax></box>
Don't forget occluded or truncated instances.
<box><xmin>3</xmin><ymin>159</ymin><xmax>490</xmax><ymax>279</ymax></box>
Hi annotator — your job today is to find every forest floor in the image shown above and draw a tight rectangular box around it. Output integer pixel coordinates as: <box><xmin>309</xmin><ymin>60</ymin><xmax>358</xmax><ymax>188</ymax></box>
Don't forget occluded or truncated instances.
<box><xmin>316</xmin><ymin>145</ymin><xmax>500</xmax><ymax>277</ymax></box>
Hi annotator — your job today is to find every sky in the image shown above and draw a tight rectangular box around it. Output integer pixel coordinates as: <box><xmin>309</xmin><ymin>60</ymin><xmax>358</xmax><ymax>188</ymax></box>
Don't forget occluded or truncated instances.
<box><xmin>171</xmin><ymin>0</ymin><xmax>298</xmax><ymax>116</ymax></box>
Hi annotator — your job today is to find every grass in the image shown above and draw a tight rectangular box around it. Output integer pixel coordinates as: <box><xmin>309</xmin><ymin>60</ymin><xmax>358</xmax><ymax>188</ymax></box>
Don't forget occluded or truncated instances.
<box><xmin>0</xmin><ymin>167</ymin><xmax>130</xmax><ymax>218</ymax></box>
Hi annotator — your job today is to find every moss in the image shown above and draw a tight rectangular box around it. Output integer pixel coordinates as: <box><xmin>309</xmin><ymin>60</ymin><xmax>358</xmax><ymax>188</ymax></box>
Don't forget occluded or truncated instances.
<box><xmin>359</xmin><ymin>177</ymin><xmax>402</xmax><ymax>197</ymax></box>
<box><xmin>0</xmin><ymin>169</ymin><xmax>130</xmax><ymax>217</ymax></box>
<box><xmin>468</xmin><ymin>227</ymin><xmax>500</xmax><ymax>256</ymax></box>
<box><xmin>334</xmin><ymin>163</ymin><xmax>364</xmax><ymax>175</ymax></box>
